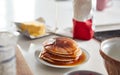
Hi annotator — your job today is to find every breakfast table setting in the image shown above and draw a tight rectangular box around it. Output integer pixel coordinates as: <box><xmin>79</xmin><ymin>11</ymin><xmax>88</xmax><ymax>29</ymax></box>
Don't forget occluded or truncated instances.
<box><xmin>16</xmin><ymin>0</ymin><xmax>120</xmax><ymax>75</ymax></box>
<box><xmin>0</xmin><ymin>0</ymin><xmax>120</xmax><ymax>75</ymax></box>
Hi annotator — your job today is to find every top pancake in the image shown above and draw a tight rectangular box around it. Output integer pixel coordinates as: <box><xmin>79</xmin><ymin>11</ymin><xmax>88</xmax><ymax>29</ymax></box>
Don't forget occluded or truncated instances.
<box><xmin>43</xmin><ymin>37</ymin><xmax>79</xmax><ymax>55</ymax></box>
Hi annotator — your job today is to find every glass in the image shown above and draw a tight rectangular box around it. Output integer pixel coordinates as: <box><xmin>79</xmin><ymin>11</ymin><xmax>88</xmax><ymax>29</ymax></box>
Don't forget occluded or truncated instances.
<box><xmin>55</xmin><ymin>0</ymin><xmax>73</xmax><ymax>30</ymax></box>
<box><xmin>0</xmin><ymin>31</ymin><xmax>18</xmax><ymax>75</ymax></box>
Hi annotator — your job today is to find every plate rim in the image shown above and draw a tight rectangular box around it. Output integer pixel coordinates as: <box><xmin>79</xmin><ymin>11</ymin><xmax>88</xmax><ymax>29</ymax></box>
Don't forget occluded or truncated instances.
<box><xmin>64</xmin><ymin>70</ymin><xmax>103</xmax><ymax>75</ymax></box>
<box><xmin>35</xmin><ymin>47</ymin><xmax>90</xmax><ymax>68</ymax></box>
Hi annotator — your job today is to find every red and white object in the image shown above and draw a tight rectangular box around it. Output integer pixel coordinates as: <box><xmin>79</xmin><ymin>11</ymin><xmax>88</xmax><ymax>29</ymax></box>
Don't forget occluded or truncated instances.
<box><xmin>73</xmin><ymin>0</ymin><xmax>94</xmax><ymax>40</ymax></box>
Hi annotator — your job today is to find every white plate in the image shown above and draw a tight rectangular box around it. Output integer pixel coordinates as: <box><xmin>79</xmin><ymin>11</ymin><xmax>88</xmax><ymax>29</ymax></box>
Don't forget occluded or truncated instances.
<box><xmin>34</xmin><ymin>48</ymin><xmax>90</xmax><ymax>68</ymax></box>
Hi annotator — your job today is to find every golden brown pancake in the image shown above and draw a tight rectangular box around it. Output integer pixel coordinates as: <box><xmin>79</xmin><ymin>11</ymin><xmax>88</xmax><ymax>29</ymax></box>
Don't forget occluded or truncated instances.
<box><xmin>43</xmin><ymin>37</ymin><xmax>78</xmax><ymax>55</ymax></box>
<box><xmin>39</xmin><ymin>37</ymin><xmax>82</xmax><ymax>65</ymax></box>
<box><xmin>40</xmin><ymin>51</ymin><xmax>75</xmax><ymax>62</ymax></box>
<box><xmin>44</xmin><ymin>47</ymin><xmax>82</xmax><ymax>58</ymax></box>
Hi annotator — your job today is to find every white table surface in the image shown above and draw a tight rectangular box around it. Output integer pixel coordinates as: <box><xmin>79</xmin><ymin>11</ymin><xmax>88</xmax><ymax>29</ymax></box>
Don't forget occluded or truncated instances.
<box><xmin>16</xmin><ymin>0</ymin><xmax>120</xmax><ymax>75</ymax></box>
<box><xmin>18</xmin><ymin>35</ymin><xmax>107</xmax><ymax>75</ymax></box>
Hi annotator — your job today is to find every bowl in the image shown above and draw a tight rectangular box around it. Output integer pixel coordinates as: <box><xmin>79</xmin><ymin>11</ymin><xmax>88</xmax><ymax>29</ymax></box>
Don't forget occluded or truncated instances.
<box><xmin>64</xmin><ymin>70</ymin><xmax>102</xmax><ymax>75</ymax></box>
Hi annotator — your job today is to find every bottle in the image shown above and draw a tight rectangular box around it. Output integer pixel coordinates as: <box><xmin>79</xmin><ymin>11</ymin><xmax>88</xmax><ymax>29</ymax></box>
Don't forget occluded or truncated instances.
<box><xmin>73</xmin><ymin>0</ymin><xmax>94</xmax><ymax>40</ymax></box>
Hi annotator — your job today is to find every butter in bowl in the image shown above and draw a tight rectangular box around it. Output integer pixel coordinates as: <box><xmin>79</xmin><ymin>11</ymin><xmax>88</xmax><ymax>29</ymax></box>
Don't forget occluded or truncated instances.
<box><xmin>15</xmin><ymin>18</ymin><xmax>51</xmax><ymax>39</ymax></box>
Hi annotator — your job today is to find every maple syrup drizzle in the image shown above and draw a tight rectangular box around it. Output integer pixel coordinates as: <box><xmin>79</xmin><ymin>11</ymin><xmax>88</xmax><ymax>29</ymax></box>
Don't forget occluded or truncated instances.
<box><xmin>59</xmin><ymin>52</ymin><xmax>86</xmax><ymax>66</ymax></box>
<box><xmin>43</xmin><ymin>52</ymin><xmax>87</xmax><ymax>66</ymax></box>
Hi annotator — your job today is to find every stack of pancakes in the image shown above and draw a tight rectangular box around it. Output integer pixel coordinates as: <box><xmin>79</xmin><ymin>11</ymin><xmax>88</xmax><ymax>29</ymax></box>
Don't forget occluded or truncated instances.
<box><xmin>39</xmin><ymin>37</ymin><xmax>82</xmax><ymax>65</ymax></box>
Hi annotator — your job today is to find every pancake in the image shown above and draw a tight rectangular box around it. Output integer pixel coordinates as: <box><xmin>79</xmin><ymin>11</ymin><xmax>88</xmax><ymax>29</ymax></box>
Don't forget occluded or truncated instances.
<box><xmin>44</xmin><ymin>47</ymin><xmax>82</xmax><ymax>58</ymax></box>
<box><xmin>39</xmin><ymin>37</ymin><xmax>82</xmax><ymax>65</ymax></box>
<box><xmin>43</xmin><ymin>37</ymin><xmax>78</xmax><ymax>55</ymax></box>
<box><xmin>40</xmin><ymin>51</ymin><xmax>75</xmax><ymax>62</ymax></box>
<box><xmin>41</xmin><ymin>56</ymin><xmax>75</xmax><ymax>65</ymax></box>
<box><xmin>40</xmin><ymin>52</ymin><xmax>76</xmax><ymax>65</ymax></box>
<box><xmin>44</xmin><ymin>45</ymin><xmax>76</xmax><ymax>55</ymax></box>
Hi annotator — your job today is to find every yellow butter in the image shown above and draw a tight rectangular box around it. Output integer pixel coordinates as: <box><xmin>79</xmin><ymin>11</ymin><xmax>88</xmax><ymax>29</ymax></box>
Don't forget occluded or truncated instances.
<box><xmin>20</xmin><ymin>21</ymin><xmax>46</xmax><ymax>37</ymax></box>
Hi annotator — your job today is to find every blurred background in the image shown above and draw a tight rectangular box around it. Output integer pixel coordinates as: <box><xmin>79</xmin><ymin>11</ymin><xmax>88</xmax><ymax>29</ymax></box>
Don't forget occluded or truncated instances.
<box><xmin>0</xmin><ymin>0</ymin><xmax>120</xmax><ymax>31</ymax></box>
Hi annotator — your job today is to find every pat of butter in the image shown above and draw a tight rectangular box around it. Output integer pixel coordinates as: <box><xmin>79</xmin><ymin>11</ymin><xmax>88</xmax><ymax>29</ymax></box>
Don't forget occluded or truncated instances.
<box><xmin>20</xmin><ymin>21</ymin><xmax>46</xmax><ymax>37</ymax></box>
